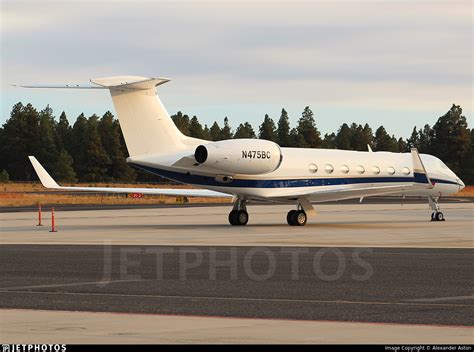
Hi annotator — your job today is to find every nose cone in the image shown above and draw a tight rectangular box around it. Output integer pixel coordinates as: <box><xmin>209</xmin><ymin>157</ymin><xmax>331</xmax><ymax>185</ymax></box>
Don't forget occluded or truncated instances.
<box><xmin>459</xmin><ymin>178</ymin><xmax>465</xmax><ymax>190</ymax></box>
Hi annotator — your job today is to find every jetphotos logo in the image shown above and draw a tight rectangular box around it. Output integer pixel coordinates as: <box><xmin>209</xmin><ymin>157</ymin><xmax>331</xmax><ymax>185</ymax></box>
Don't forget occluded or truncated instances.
<box><xmin>2</xmin><ymin>345</ymin><xmax>66</xmax><ymax>352</ymax></box>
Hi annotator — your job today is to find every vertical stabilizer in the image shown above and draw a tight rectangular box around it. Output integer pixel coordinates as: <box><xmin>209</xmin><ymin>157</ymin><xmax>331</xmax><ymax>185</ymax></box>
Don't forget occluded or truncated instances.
<box><xmin>90</xmin><ymin>76</ymin><xmax>193</xmax><ymax>157</ymax></box>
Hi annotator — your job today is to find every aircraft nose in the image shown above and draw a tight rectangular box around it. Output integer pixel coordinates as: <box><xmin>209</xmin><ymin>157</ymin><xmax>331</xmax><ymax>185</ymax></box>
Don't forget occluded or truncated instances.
<box><xmin>459</xmin><ymin>178</ymin><xmax>465</xmax><ymax>190</ymax></box>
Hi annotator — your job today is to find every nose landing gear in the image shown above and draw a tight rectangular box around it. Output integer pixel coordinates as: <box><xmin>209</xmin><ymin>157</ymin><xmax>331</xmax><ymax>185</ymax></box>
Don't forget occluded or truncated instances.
<box><xmin>428</xmin><ymin>196</ymin><xmax>445</xmax><ymax>222</ymax></box>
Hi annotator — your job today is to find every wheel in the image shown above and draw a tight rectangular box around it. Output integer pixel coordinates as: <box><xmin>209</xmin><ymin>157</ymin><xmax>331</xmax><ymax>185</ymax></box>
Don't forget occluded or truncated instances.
<box><xmin>292</xmin><ymin>210</ymin><xmax>307</xmax><ymax>226</ymax></box>
<box><xmin>287</xmin><ymin>210</ymin><xmax>297</xmax><ymax>226</ymax></box>
<box><xmin>235</xmin><ymin>210</ymin><xmax>248</xmax><ymax>225</ymax></box>
<box><xmin>229</xmin><ymin>210</ymin><xmax>248</xmax><ymax>225</ymax></box>
<box><xmin>228</xmin><ymin>210</ymin><xmax>238</xmax><ymax>225</ymax></box>
<box><xmin>435</xmin><ymin>211</ymin><xmax>445</xmax><ymax>221</ymax></box>
<box><xmin>431</xmin><ymin>212</ymin><xmax>436</xmax><ymax>221</ymax></box>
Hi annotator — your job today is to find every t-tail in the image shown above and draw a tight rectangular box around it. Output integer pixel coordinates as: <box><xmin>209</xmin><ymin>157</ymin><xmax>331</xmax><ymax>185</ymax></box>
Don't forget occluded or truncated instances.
<box><xmin>15</xmin><ymin>76</ymin><xmax>201</xmax><ymax>157</ymax></box>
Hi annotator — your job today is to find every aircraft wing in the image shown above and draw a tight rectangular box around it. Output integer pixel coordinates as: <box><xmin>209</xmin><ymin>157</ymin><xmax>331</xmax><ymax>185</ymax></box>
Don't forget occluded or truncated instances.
<box><xmin>288</xmin><ymin>183</ymin><xmax>418</xmax><ymax>202</ymax></box>
<box><xmin>28</xmin><ymin>156</ymin><xmax>232</xmax><ymax>198</ymax></box>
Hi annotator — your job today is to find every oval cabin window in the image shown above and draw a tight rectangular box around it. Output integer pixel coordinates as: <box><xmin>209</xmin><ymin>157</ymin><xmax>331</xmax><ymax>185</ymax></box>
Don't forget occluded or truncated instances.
<box><xmin>387</xmin><ymin>167</ymin><xmax>396</xmax><ymax>175</ymax></box>
<box><xmin>372</xmin><ymin>166</ymin><xmax>380</xmax><ymax>174</ymax></box>
<box><xmin>340</xmin><ymin>165</ymin><xmax>349</xmax><ymax>174</ymax></box>
<box><xmin>356</xmin><ymin>165</ymin><xmax>365</xmax><ymax>174</ymax></box>
<box><xmin>402</xmin><ymin>167</ymin><xmax>411</xmax><ymax>175</ymax></box>
<box><xmin>308</xmin><ymin>163</ymin><xmax>318</xmax><ymax>173</ymax></box>
<box><xmin>325</xmin><ymin>164</ymin><xmax>334</xmax><ymax>174</ymax></box>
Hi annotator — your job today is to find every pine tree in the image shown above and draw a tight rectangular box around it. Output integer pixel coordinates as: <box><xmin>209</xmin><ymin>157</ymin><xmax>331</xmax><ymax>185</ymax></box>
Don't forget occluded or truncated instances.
<box><xmin>82</xmin><ymin>115</ymin><xmax>111</xmax><ymax>182</ymax></box>
<box><xmin>202</xmin><ymin>124</ymin><xmax>211</xmax><ymax>140</ymax></box>
<box><xmin>54</xmin><ymin>149</ymin><xmax>77</xmax><ymax>182</ymax></box>
<box><xmin>171</xmin><ymin>111</ymin><xmax>190</xmax><ymax>135</ymax></box>
<box><xmin>0</xmin><ymin>103</ymin><xmax>41</xmax><ymax>180</ymax></box>
<box><xmin>361</xmin><ymin>123</ymin><xmax>374</xmax><ymax>151</ymax></box>
<box><xmin>289</xmin><ymin>128</ymin><xmax>307</xmax><ymax>148</ymax></box>
<box><xmin>69</xmin><ymin>113</ymin><xmax>90</xmax><ymax>180</ymax></box>
<box><xmin>56</xmin><ymin>111</ymin><xmax>72</xmax><ymax>152</ymax></box>
<box><xmin>296</xmin><ymin>106</ymin><xmax>321</xmax><ymax>148</ymax></box>
<box><xmin>189</xmin><ymin>116</ymin><xmax>205</xmax><ymax>139</ymax></box>
<box><xmin>462</xmin><ymin>129</ymin><xmax>474</xmax><ymax>184</ymax></box>
<box><xmin>234</xmin><ymin>122</ymin><xmax>256</xmax><ymax>139</ymax></box>
<box><xmin>218</xmin><ymin>117</ymin><xmax>233</xmax><ymax>140</ymax></box>
<box><xmin>431</xmin><ymin>104</ymin><xmax>471</xmax><ymax>176</ymax></box>
<box><xmin>36</xmin><ymin>105</ymin><xmax>59</xmax><ymax>176</ymax></box>
<box><xmin>406</xmin><ymin>126</ymin><xmax>420</xmax><ymax>150</ymax></box>
<box><xmin>321</xmin><ymin>133</ymin><xmax>336</xmax><ymax>149</ymax></box>
<box><xmin>98</xmin><ymin>111</ymin><xmax>136</xmax><ymax>182</ymax></box>
<box><xmin>335</xmin><ymin>123</ymin><xmax>352</xmax><ymax>150</ymax></box>
<box><xmin>418</xmin><ymin>124</ymin><xmax>433</xmax><ymax>154</ymax></box>
<box><xmin>209</xmin><ymin>122</ymin><xmax>221</xmax><ymax>141</ymax></box>
<box><xmin>397</xmin><ymin>137</ymin><xmax>408</xmax><ymax>152</ymax></box>
<box><xmin>349</xmin><ymin>123</ymin><xmax>369</xmax><ymax>151</ymax></box>
<box><xmin>277</xmin><ymin>108</ymin><xmax>291</xmax><ymax>147</ymax></box>
<box><xmin>374</xmin><ymin>126</ymin><xmax>398</xmax><ymax>152</ymax></box>
<box><xmin>258</xmin><ymin>114</ymin><xmax>277</xmax><ymax>141</ymax></box>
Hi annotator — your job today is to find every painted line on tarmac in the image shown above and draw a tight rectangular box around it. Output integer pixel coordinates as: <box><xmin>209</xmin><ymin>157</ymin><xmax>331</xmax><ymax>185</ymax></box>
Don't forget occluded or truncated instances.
<box><xmin>1</xmin><ymin>290</ymin><xmax>473</xmax><ymax>308</ymax></box>
<box><xmin>405</xmin><ymin>295</ymin><xmax>474</xmax><ymax>303</ymax></box>
<box><xmin>0</xmin><ymin>279</ymin><xmax>144</xmax><ymax>291</ymax></box>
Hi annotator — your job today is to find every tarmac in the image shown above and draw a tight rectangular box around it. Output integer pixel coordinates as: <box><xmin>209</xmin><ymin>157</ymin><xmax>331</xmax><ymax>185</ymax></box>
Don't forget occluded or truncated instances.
<box><xmin>1</xmin><ymin>203</ymin><xmax>472</xmax><ymax>247</ymax></box>
<box><xmin>1</xmin><ymin>202</ymin><xmax>473</xmax><ymax>343</ymax></box>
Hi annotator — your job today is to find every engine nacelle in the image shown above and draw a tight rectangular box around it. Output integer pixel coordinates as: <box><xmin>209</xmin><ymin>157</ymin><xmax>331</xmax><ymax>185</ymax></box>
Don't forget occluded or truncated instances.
<box><xmin>194</xmin><ymin>139</ymin><xmax>282</xmax><ymax>175</ymax></box>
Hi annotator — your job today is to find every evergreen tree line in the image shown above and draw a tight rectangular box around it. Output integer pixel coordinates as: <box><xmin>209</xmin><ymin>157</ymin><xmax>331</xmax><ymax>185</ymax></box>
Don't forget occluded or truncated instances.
<box><xmin>0</xmin><ymin>102</ymin><xmax>472</xmax><ymax>184</ymax></box>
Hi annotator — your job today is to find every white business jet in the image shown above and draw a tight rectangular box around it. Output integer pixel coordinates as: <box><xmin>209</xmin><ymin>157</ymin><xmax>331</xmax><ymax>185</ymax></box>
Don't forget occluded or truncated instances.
<box><xmin>19</xmin><ymin>76</ymin><xmax>465</xmax><ymax>226</ymax></box>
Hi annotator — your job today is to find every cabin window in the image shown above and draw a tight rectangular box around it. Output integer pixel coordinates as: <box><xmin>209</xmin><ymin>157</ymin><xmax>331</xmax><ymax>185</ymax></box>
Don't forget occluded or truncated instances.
<box><xmin>308</xmin><ymin>163</ymin><xmax>318</xmax><ymax>173</ymax></box>
<box><xmin>340</xmin><ymin>165</ymin><xmax>349</xmax><ymax>174</ymax></box>
<box><xmin>387</xmin><ymin>167</ymin><xmax>396</xmax><ymax>175</ymax></box>
<box><xmin>372</xmin><ymin>166</ymin><xmax>380</xmax><ymax>174</ymax></box>
<box><xmin>325</xmin><ymin>164</ymin><xmax>334</xmax><ymax>174</ymax></box>
<box><xmin>356</xmin><ymin>165</ymin><xmax>365</xmax><ymax>174</ymax></box>
<box><xmin>402</xmin><ymin>167</ymin><xmax>411</xmax><ymax>175</ymax></box>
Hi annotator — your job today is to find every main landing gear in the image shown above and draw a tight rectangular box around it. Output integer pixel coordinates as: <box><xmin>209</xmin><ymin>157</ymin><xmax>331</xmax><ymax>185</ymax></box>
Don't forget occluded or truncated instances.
<box><xmin>228</xmin><ymin>197</ymin><xmax>315</xmax><ymax>226</ymax></box>
<box><xmin>428</xmin><ymin>196</ymin><xmax>445</xmax><ymax>222</ymax></box>
<box><xmin>229</xmin><ymin>198</ymin><xmax>248</xmax><ymax>226</ymax></box>
<box><xmin>287</xmin><ymin>198</ymin><xmax>315</xmax><ymax>226</ymax></box>
<box><xmin>287</xmin><ymin>209</ymin><xmax>307</xmax><ymax>226</ymax></box>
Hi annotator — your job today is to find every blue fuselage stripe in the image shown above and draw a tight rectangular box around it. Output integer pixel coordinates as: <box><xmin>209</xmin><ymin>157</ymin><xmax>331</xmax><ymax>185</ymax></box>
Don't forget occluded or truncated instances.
<box><xmin>131</xmin><ymin>164</ymin><xmax>457</xmax><ymax>188</ymax></box>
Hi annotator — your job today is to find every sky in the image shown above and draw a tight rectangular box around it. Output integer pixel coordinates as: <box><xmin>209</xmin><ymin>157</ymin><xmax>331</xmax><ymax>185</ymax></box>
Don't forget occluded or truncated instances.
<box><xmin>1</xmin><ymin>0</ymin><xmax>472</xmax><ymax>138</ymax></box>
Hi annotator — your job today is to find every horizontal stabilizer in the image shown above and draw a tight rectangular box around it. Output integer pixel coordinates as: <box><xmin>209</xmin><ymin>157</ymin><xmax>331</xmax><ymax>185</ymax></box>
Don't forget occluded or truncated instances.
<box><xmin>14</xmin><ymin>76</ymin><xmax>170</xmax><ymax>91</ymax></box>
<box><xmin>13</xmin><ymin>83</ymin><xmax>106</xmax><ymax>89</ymax></box>
<box><xmin>28</xmin><ymin>156</ymin><xmax>231</xmax><ymax>198</ymax></box>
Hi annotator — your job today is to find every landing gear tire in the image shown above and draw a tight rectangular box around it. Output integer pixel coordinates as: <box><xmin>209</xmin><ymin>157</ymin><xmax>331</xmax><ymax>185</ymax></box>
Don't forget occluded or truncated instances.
<box><xmin>431</xmin><ymin>211</ymin><xmax>445</xmax><ymax>222</ymax></box>
<box><xmin>287</xmin><ymin>210</ymin><xmax>297</xmax><ymax>226</ymax></box>
<box><xmin>287</xmin><ymin>210</ymin><xmax>307</xmax><ymax>226</ymax></box>
<box><xmin>229</xmin><ymin>210</ymin><xmax>237</xmax><ymax>225</ymax></box>
<box><xmin>293</xmin><ymin>210</ymin><xmax>307</xmax><ymax>226</ymax></box>
<box><xmin>229</xmin><ymin>209</ymin><xmax>248</xmax><ymax>226</ymax></box>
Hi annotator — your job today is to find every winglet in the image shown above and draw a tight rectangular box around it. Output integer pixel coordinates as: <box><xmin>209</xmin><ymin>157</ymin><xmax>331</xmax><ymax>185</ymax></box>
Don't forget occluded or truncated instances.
<box><xmin>28</xmin><ymin>156</ymin><xmax>60</xmax><ymax>189</ymax></box>
<box><xmin>410</xmin><ymin>148</ymin><xmax>433</xmax><ymax>188</ymax></box>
